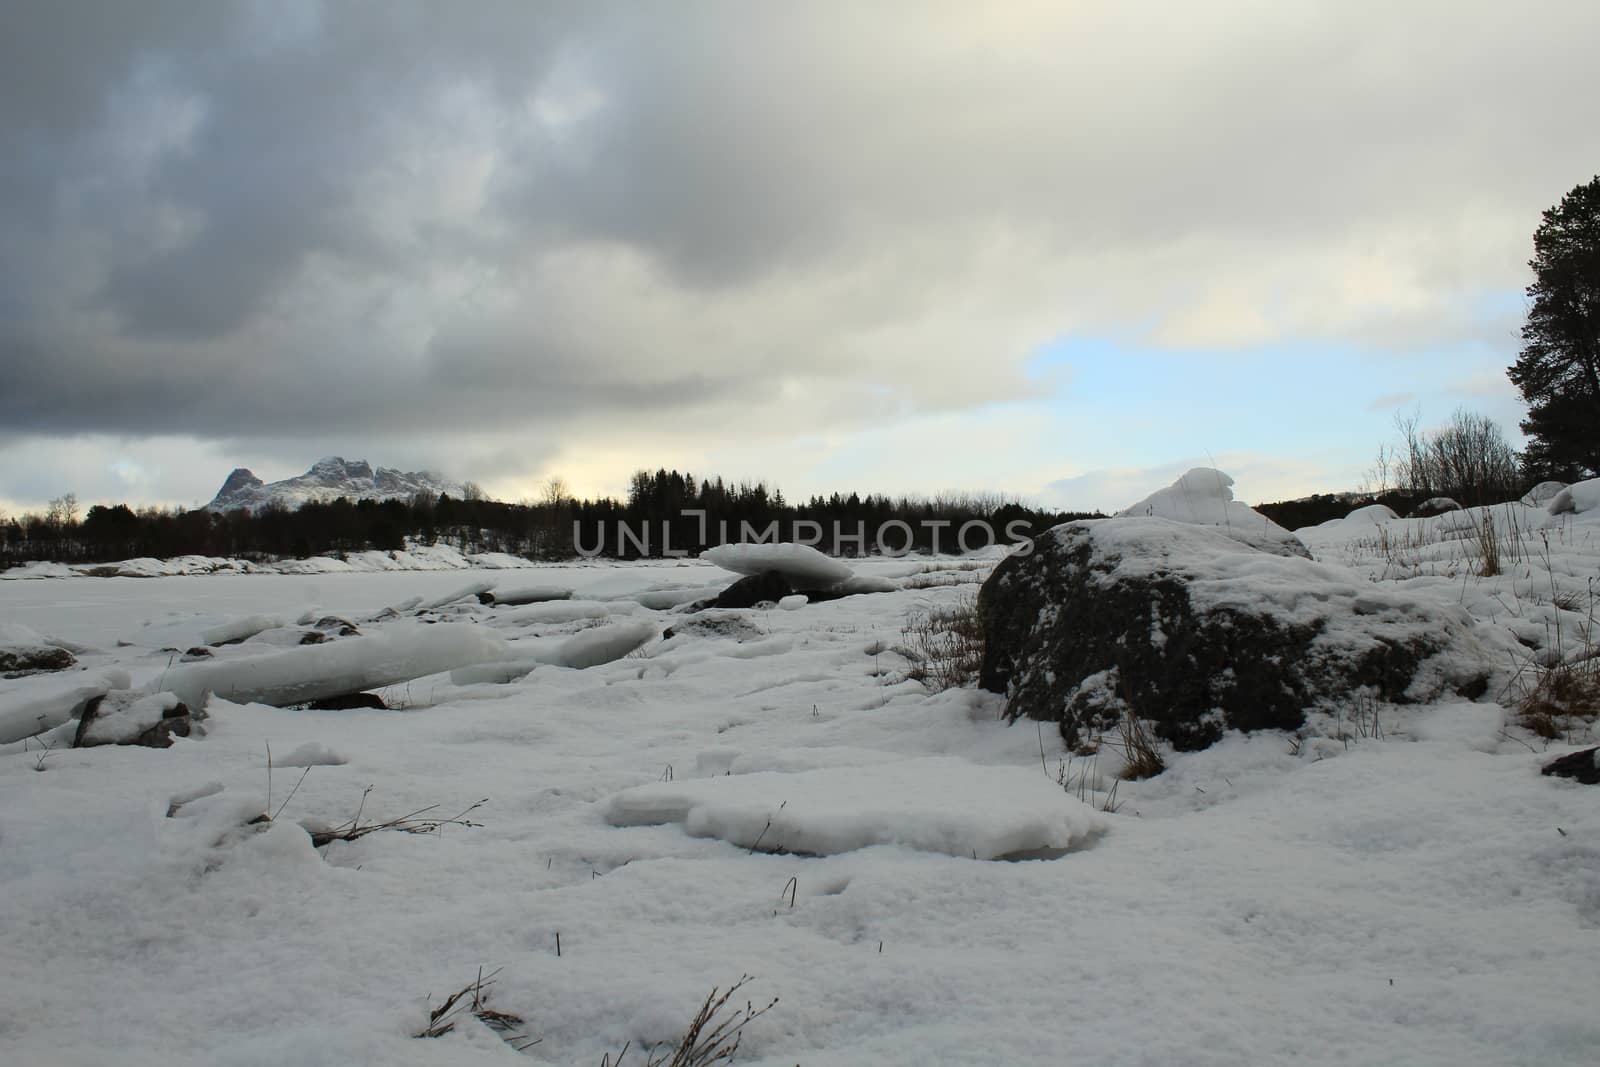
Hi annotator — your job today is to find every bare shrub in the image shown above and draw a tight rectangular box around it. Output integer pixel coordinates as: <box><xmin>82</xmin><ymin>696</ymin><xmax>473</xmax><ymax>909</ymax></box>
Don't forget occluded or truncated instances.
<box><xmin>1392</xmin><ymin>408</ymin><xmax>1522</xmax><ymax>508</ymax></box>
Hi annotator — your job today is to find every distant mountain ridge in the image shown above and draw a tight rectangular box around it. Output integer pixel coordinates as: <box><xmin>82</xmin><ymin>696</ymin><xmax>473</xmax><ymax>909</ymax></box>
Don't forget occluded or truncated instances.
<box><xmin>206</xmin><ymin>457</ymin><xmax>465</xmax><ymax>512</ymax></box>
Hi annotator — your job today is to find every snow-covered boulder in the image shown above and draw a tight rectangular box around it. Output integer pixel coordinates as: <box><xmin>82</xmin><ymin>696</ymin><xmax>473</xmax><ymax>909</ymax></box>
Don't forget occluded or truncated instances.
<box><xmin>603</xmin><ymin>756</ymin><xmax>1108</xmax><ymax>859</ymax></box>
<box><xmin>0</xmin><ymin>623</ymin><xmax>76</xmax><ymax>675</ymax></box>
<box><xmin>703</xmin><ymin>543</ymin><xmax>854</xmax><ymax>587</ymax></box>
<box><xmin>73</xmin><ymin>691</ymin><xmax>205</xmax><ymax>748</ymax></box>
<box><xmin>979</xmin><ymin>518</ymin><xmax>1493</xmax><ymax>752</ymax></box>
<box><xmin>701</xmin><ymin>542</ymin><xmax>899</xmax><ymax>604</ymax></box>
<box><xmin>1547</xmin><ymin>477</ymin><xmax>1600</xmax><ymax>516</ymax></box>
<box><xmin>1117</xmin><ymin>468</ymin><xmax>1308</xmax><ymax>557</ymax></box>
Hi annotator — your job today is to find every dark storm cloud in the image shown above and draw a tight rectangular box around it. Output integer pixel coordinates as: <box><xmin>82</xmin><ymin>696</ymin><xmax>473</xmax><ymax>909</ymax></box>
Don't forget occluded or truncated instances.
<box><xmin>2</xmin><ymin>0</ymin><xmax>1599</xmax><ymax>451</ymax></box>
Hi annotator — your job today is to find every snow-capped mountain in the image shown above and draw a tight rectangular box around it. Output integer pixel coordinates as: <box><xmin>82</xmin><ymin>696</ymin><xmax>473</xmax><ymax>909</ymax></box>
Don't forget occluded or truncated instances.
<box><xmin>206</xmin><ymin>457</ymin><xmax>466</xmax><ymax>512</ymax></box>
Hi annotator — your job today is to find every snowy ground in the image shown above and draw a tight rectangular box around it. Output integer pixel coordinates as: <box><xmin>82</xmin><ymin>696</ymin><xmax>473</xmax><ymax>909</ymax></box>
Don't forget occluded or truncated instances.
<box><xmin>2</xmin><ymin>494</ymin><xmax>1599</xmax><ymax>1066</ymax></box>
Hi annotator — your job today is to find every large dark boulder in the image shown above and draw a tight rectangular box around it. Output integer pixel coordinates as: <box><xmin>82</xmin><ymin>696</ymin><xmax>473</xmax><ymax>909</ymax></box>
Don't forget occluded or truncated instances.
<box><xmin>307</xmin><ymin>691</ymin><xmax>388</xmax><ymax>710</ymax></box>
<box><xmin>708</xmin><ymin>570</ymin><xmax>795</xmax><ymax>610</ymax></box>
<box><xmin>1542</xmin><ymin>747</ymin><xmax>1600</xmax><ymax>785</ymax></box>
<box><xmin>979</xmin><ymin>518</ymin><xmax>1491</xmax><ymax>752</ymax></box>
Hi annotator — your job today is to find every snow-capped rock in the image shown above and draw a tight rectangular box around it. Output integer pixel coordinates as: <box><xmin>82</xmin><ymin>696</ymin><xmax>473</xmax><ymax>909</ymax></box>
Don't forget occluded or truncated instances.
<box><xmin>206</xmin><ymin>456</ymin><xmax>465</xmax><ymax>512</ymax></box>
<box><xmin>979</xmin><ymin>516</ymin><xmax>1497</xmax><ymax>751</ymax></box>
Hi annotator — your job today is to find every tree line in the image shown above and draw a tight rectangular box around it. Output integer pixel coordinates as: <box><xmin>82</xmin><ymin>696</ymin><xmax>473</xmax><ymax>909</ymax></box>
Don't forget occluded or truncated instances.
<box><xmin>0</xmin><ymin>471</ymin><xmax>1096</xmax><ymax>567</ymax></box>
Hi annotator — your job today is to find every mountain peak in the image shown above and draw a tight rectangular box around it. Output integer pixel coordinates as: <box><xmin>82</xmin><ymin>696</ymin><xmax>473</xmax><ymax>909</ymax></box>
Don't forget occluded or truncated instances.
<box><xmin>207</xmin><ymin>458</ymin><xmax>465</xmax><ymax>512</ymax></box>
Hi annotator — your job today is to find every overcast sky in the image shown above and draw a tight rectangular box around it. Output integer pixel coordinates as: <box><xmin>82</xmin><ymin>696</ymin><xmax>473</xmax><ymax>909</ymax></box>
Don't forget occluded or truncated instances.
<box><xmin>3</xmin><ymin>0</ymin><xmax>1597</xmax><ymax>515</ymax></box>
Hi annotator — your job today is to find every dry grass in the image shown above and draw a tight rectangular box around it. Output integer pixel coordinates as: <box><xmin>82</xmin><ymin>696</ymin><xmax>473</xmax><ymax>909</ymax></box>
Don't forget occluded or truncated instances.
<box><xmin>1515</xmin><ymin>653</ymin><xmax>1600</xmax><ymax>742</ymax></box>
<box><xmin>1473</xmin><ymin>511</ymin><xmax>1502</xmax><ymax>577</ymax></box>
<box><xmin>1111</xmin><ymin>710</ymin><xmax>1167</xmax><ymax>779</ymax></box>
<box><xmin>416</xmin><ymin>968</ymin><xmax>538</xmax><ymax>1052</ymax></box>
<box><xmin>308</xmin><ymin>788</ymin><xmax>487</xmax><ymax>847</ymax></box>
<box><xmin>1055</xmin><ymin>752</ymin><xmax>1122</xmax><ymax>812</ymax></box>
<box><xmin>1510</xmin><ymin>572</ymin><xmax>1599</xmax><ymax>743</ymax></box>
<box><xmin>1334</xmin><ymin>691</ymin><xmax>1386</xmax><ymax>748</ymax></box>
<box><xmin>604</xmin><ymin>975</ymin><xmax>779</xmax><ymax>1067</ymax></box>
<box><xmin>896</xmin><ymin>595</ymin><xmax>984</xmax><ymax>691</ymax></box>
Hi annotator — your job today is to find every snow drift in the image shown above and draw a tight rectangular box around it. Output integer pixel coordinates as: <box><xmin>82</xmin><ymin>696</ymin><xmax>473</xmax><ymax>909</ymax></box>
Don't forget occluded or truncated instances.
<box><xmin>1119</xmin><ymin>467</ymin><xmax>1308</xmax><ymax>557</ymax></box>
<box><xmin>159</xmin><ymin>623</ymin><xmax>508</xmax><ymax>708</ymax></box>
<box><xmin>604</xmin><ymin>756</ymin><xmax>1108</xmax><ymax>859</ymax></box>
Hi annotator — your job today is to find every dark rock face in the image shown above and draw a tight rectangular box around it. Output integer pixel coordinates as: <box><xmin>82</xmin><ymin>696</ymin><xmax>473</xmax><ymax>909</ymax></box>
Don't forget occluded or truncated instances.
<box><xmin>312</xmin><ymin>617</ymin><xmax>361</xmax><ymax>637</ymax></box>
<box><xmin>74</xmin><ymin>691</ymin><xmax>206</xmax><ymax>748</ymax></box>
<box><xmin>0</xmin><ymin>645</ymin><xmax>76</xmax><ymax>676</ymax></box>
<box><xmin>207</xmin><ymin>456</ymin><xmax>464</xmax><ymax>512</ymax></box>
<box><xmin>979</xmin><ymin>519</ymin><xmax>1488</xmax><ymax>752</ymax></box>
<box><xmin>1542</xmin><ymin>747</ymin><xmax>1600</xmax><ymax>784</ymax></box>
<box><xmin>307</xmin><ymin>692</ymin><xmax>388</xmax><ymax>710</ymax></box>
<box><xmin>213</xmin><ymin>467</ymin><xmax>265</xmax><ymax>504</ymax></box>
<box><xmin>709</xmin><ymin>570</ymin><xmax>794</xmax><ymax>610</ymax></box>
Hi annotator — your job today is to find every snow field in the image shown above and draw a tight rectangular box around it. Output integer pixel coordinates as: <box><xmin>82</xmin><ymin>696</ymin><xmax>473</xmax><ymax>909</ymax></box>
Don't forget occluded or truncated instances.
<box><xmin>1</xmin><ymin>483</ymin><xmax>1599</xmax><ymax>1064</ymax></box>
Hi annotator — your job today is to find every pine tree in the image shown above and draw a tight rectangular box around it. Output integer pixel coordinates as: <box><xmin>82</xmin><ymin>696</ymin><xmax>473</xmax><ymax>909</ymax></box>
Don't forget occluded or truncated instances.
<box><xmin>1508</xmin><ymin>176</ymin><xmax>1600</xmax><ymax>479</ymax></box>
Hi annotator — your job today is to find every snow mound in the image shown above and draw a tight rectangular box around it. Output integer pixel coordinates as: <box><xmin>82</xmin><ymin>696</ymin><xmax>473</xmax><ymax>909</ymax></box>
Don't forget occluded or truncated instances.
<box><xmin>452</xmin><ymin>620</ymin><xmax>657</xmax><ymax>682</ymax></box>
<box><xmin>604</xmin><ymin>756</ymin><xmax>1108</xmax><ymax>859</ymax></box>
<box><xmin>75</xmin><ymin>691</ymin><xmax>184</xmax><ymax>746</ymax></box>
<box><xmin>631</xmin><ymin>584</ymin><xmax>725</xmax><ymax>610</ymax></box>
<box><xmin>829</xmin><ymin>573</ymin><xmax>898</xmax><ymax>595</ymax></box>
<box><xmin>702</xmin><ymin>543</ymin><xmax>854</xmax><ymax>587</ymax></box>
<box><xmin>553</xmin><ymin>621</ymin><xmax>657</xmax><ymax>669</ymax></box>
<box><xmin>160</xmin><ymin>623</ymin><xmax>508</xmax><ymax>708</ymax></box>
<box><xmin>1548</xmin><ymin>477</ymin><xmax>1600</xmax><ymax>515</ymax></box>
<box><xmin>1522</xmin><ymin>480</ymin><xmax>1568</xmax><ymax>506</ymax></box>
<box><xmin>126</xmin><ymin>613</ymin><xmax>286</xmax><ymax>651</ymax></box>
<box><xmin>0</xmin><ymin>622</ymin><xmax>50</xmax><ymax>646</ymax></box>
<box><xmin>0</xmin><ymin>669</ymin><xmax>133</xmax><ymax>744</ymax></box>
<box><xmin>275</xmin><ymin>742</ymin><xmax>349</xmax><ymax>767</ymax></box>
<box><xmin>1344</xmin><ymin>503</ymin><xmax>1399</xmax><ymax>525</ymax></box>
<box><xmin>501</xmin><ymin>600</ymin><xmax>637</xmax><ymax>626</ymax></box>
<box><xmin>1118</xmin><ymin>468</ymin><xmax>1307</xmax><ymax>557</ymax></box>
<box><xmin>415</xmin><ymin>579</ymin><xmax>495</xmax><ymax>611</ymax></box>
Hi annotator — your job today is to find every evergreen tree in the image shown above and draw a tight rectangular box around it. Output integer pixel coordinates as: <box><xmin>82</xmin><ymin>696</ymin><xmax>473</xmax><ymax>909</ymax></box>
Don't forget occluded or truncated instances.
<box><xmin>1509</xmin><ymin>176</ymin><xmax>1600</xmax><ymax>478</ymax></box>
